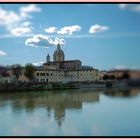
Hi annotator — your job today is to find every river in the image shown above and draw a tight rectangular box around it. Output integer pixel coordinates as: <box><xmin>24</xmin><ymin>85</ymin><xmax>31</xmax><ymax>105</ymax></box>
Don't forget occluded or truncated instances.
<box><xmin>0</xmin><ymin>88</ymin><xmax>140</xmax><ymax>136</ymax></box>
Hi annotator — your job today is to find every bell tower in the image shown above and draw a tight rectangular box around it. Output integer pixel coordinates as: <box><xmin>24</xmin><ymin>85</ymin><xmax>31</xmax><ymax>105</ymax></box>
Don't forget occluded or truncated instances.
<box><xmin>46</xmin><ymin>53</ymin><xmax>50</xmax><ymax>63</ymax></box>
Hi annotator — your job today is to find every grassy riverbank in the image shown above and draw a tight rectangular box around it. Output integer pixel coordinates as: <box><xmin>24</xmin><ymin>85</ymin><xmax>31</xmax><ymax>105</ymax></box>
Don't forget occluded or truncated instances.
<box><xmin>0</xmin><ymin>80</ymin><xmax>140</xmax><ymax>93</ymax></box>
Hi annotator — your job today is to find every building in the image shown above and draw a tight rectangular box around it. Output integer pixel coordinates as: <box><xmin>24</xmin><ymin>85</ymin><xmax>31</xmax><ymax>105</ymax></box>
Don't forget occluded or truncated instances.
<box><xmin>99</xmin><ymin>70</ymin><xmax>108</xmax><ymax>80</ymax></box>
<box><xmin>108</xmin><ymin>69</ymin><xmax>140</xmax><ymax>80</ymax></box>
<box><xmin>0</xmin><ymin>66</ymin><xmax>11</xmax><ymax>83</ymax></box>
<box><xmin>35</xmin><ymin>44</ymin><xmax>99</xmax><ymax>83</ymax></box>
<box><xmin>7</xmin><ymin>68</ymin><xmax>29</xmax><ymax>83</ymax></box>
<box><xmin>100</xmin><ymin>69</ymin><xmax>140</xmax><ymax>80</ymax></box>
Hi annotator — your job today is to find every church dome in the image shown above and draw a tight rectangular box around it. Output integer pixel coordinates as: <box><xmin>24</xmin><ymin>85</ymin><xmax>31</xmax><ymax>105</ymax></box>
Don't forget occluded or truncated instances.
<box><xmin>53</xmin><ymin>46</ymin><xmax>64</xmax><ymax>56</ymax></box>
<box><xmin>53</xmin><ymin>44</ymin><xmax>65</xmax><ymax>62</ymax></box>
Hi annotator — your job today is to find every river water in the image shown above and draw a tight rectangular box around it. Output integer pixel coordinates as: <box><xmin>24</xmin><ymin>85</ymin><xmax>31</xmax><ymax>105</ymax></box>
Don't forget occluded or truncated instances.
<box><xmin>0</xmin><ymin>88</ymin><xmax>140</xmax><ymax>136</ymax></box>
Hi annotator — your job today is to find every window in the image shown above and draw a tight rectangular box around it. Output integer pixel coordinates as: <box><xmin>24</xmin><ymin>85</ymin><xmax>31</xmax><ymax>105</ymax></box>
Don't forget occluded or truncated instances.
<box><xmin>40</xmin><ymin>73</ymin><xmax>45</xmax><ymax>76</ymax></box>
<box><xmin>46</xmin><ymin>73</ymin><xmax>49</xmax><ymax>76</ymax></box>
<box><xmin>46</xmin><ymin>79</ymin><xmax>48</xmax><ymax>82</ymax></box>
<box><xmin>36</xmin><ymin>73</ymin><xmax>39</xmax><ymax>76</ymax></box>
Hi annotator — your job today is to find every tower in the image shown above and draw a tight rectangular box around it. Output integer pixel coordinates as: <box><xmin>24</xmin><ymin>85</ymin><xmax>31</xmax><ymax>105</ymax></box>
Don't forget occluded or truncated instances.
<box><xmin>46</xmin><ymin>53</ymin><xmax>50</xmax><ymax>63</ymax></box>
<box><xmin>53</xmin><ymin>44</ymin><xmax>65</xmax><ymax>62</ymax></box>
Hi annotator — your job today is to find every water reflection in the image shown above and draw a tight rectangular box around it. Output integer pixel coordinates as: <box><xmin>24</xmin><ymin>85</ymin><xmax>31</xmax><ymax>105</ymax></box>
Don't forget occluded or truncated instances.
<box><xmin>0</xmin><ymin>88</ymin><xmax>140</xmax><ymax>135</ymax></box>
<box><xmin>104</xmin><ymin>88</ymin><xmax>140</xmax><ymax>98</ymax></box>
<box><xmin>0</xmin><ymin>89</ymin><xmax>100</xmax><ymax>126</ymax></box>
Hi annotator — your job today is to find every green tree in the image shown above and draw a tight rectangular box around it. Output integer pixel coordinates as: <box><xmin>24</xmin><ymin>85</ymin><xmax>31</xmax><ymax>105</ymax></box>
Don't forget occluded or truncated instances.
<box><xmin>109</xmin><ymin>75</ymin><xmax>115</xmax><ymax>80</ymax></box>
<box><xmin>11</xmin><ymin>64</ymin><xmax>22</xmax><ymax>82</ymax></box>
<box><xmin>103</xmin><ymin>74</ymin><xmax>109</xmax><ymax>80</ymax></box>
<box><xmin>121</xmin><ymin>72</ymin><xmax>130</xmax><ymax>80</ymax></box>
<box><xmin>24</xmin><ymin>64</ymin><xmax>35</xmax><ymax>82</ymax></box>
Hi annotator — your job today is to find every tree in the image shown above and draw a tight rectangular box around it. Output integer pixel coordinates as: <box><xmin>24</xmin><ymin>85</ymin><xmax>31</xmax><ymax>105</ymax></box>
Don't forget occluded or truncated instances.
<box><xmin>103</xmin><ymin>74</ymin><xmax>109</xmax><ymax>80</ymax></box>
<box><xmin>24</xmin><ymin>64</ymin><xmax>35</xmax><ymax>82</ymax></box>
<box><xmin>121</xmin><ymin>72</ymin><xmax>130</xmax><ymax>80</ymax></box>
<box><xmin>109</xmin><ymin>75</ymin><xmax>115</xmax><ymax>80</ymax></box>
<box><xmin>11</xmin><ymin>64</ymin><xmax>22</xmax><ymax>82</ymax></box>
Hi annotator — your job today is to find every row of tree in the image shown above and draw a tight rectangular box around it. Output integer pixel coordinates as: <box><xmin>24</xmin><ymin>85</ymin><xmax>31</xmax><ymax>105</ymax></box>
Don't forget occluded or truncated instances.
<box><xmin>11</xmin><ymin>64</ymin><xmax>35</xmax><ymax>82</ymax></box>
<box><xmin>103</xmin><ymin>73</ymin><xmax>130</xmax><ymax>80</ymax></box>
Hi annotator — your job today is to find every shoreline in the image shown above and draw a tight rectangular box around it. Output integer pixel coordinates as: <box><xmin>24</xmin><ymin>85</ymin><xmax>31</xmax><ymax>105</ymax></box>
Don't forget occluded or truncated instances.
<box><xmin>0</xmin><ymin>79</ymin><xmax>140</xmax><ymax>93</ymax></box>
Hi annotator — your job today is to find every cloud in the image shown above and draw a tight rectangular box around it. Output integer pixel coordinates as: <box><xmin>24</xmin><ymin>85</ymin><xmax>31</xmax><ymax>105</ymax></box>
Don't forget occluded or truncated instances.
<box><xmin>20</xmin><ymin>4</ymin><xmax>41</xmax><ymax>18</ymax></box>
<box><xmin>118</xmin><ymin>4</ymin><xmax>140</xmax><ymax>12</ymax></box>
<box><xmin>45</xmin><ymin>27</ymin><xmax>57</xmax><ymax>33</ymax></box>
<box><xmin>44</xmin><ymin>25</ymin><xmax>81</xmax><ymax>35</ymax></box>
<box><xmin>25</xmin><ymin>34</ymin><xmax>65</xmax><ymax>47</ymax></box>
<box><xmin>32</xmin><ymin>61</ymin><xmax>44</xmax><ymax>66</ymax></box>
<box><xmin>20</xmin><ymin>4</ymin><xmax>41</xmax><ymax>13</ymax></box>
<box><xmin>118</xmin><ymin>4</ymin><xmax>128</xmax><ymax>9</ymax></box>
<box><xmin>10</xmin><ymin>27</ymin><xmax>32</xmax><ymax>36</ymax></box>
<box><xmin>133</xmin><ymin>5</ymin><xmax>140</xmax><ymax>12</ymax></box>
<box><xmin>0</xmin><ymin>7</ymin><xmax>20</xmax><ymax>27</ymax></box>
<box><xmin>57</xmin><ymin>25</ymin><xmax>81</xmax><ymax>35</ymax></box>
<box><xmin>12</xmin><ymin>32</ymin><xmax>139</xmax><ymax>40</ymax></box>
<box><xmin>114</xmin><ymin>65</ymin><xmax>126</xmax><ymax>70</ymax></box>
<box><xmin>89</xmin><ymin>24</ymin><xmax>109</xmax><ymax>34</ymax></box>
<box><xmin>0</xmin><ymin>4</ymin><xmax>41</xmax><ymax>37</ymax></box>
<box><xmin>25</xmin><ymin>34</ymin><xmax>50</xmax><ymax>47</ymax></box>
<box><xmin>0</xmin><ymin>50</ymin><xmax>7</xmax><ymax>56</ymax></box>
<box><xmin>50</xmin><ymin>37</ymin><xmax>65</xmax><ymax>46</ymax></box>
<box><xmin>22</xmin><ymin>21</ymin><xmax>31</xmax><ymax>27</ymax></box>
<box><xmin>9</xmin><ymin>22</ymin><xmax>33</xmax><ymax>36</ymax></box>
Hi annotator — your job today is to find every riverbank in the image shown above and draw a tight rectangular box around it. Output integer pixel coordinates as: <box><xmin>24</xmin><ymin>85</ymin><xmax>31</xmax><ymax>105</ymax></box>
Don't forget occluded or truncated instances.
<box><xmin>0</xmin><ymin>79</ymin><xmax>140</xmax><ymax>93</ymax></box>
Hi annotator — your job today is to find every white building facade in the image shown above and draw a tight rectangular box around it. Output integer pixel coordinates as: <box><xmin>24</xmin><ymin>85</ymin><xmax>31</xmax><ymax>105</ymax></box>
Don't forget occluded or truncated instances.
<box><xmin>35</xmin><ymin>69</ymin><xmax>99</xmax><ymax>83</ymax></box>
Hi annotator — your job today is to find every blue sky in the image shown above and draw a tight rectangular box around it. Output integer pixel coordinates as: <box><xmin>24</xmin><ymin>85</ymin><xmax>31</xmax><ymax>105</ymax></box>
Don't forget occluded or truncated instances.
<box><xmin>0</xmin><ymin>4</ymin><xmax>140</xmax><ymax>70</ymax></box>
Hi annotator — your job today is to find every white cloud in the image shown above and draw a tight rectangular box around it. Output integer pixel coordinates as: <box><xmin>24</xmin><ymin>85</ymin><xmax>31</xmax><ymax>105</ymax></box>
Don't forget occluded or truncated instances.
<box><xmin>44</xmin><ymin>25</ymin><xmax>81</xmax><ymax>35</ymax></box>
<box><xmin>50</xmin><ymin>37</ymin><xmax>65</xmax><ymax>46</ymax></box>
<box><xmin>0</xmin><ymin>50</ymin><xmax>7</xmax><ymax>56</ymax></box>
<box><xmin>118</xmin><ymin>4</ymin><xmax>128</xmax><ymax>9</ymax></box>
<box><xmin>9</xmin><ymin>21</ymin><xmax>32</xmax><ymax>36</ymax></box>
<box><xmin>10</xmin><ymin>27</ymin><xmax>32</xmax><ymax>36</ymax></box>
<box><xmin>25</xmin><ymin>34</ymin><xmax>49</xmax><ymax>47</ymax></box>
<box><xmin>114</xmin><ymin>65</ymin><xmax>126</xmax><ymax>70</ymax></box>
<box><xmin>20</xmin><ymin>4</ymin><xmax>41</xmax><ymax>13</ymax></box>
<box><xmin>118</xmin><ymin>4</ymin><xmax>140</xmax><ymax>12</ymax></box>
<box><xmin>45</xmin><ymin>27</ymin><xmax>57</xmax><ymax>33</ymax></box>
<box><xmin>32</xmin><ymin>61</ymin><xmax>44</xmax><ymax>66</ymax></box>
<box><xmin>20</xmin><ymin>4</ymin><xmax>41</xmax><ymax>18</ymax></box>
<box><xmin>133</xmin><ymin>5</ymin><xmax>140</xmax><ymax>12</ymax></box>
<box><xmin>22</xmin><ymin>21</ymin><xmax>31</xmax><ymax>27</ymax></box>
<box><xmin>57</xmin><ymin>25</ymin><xmax>81</xmax><ymax>35</ymax></box>
<box><xmin>25</xmin><ymin>34</ymin><xmax>65</xmax><ymax>47</ymax></box>
<box><xmin>0</xmin><ymin>7</ymin><xmax>20</xmax><ymax>27</ymax></box>
<box><xmin>0</xmin><ymin>4</ymin><xmax>41</xmax><ymax>37</ymax></box>
<box><xmin>89</xmin><ymin>24</ymin><xmax>109</xmax><ymax>34</ymax></box>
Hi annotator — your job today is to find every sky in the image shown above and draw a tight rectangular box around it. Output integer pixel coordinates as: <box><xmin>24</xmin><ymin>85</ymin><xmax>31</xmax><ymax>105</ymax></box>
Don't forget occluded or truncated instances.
<box><xmin>0</xmin><ymin>3</ymin><xmax>140</xmax><ymax>70</ymax></box>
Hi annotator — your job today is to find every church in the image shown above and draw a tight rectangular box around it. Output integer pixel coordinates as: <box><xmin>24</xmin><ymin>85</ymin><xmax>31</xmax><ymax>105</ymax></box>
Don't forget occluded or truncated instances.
<box><xmin>35</xmin><ymin>44</ymin><xmax>99</xmax><ymax>83</ymax></box>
